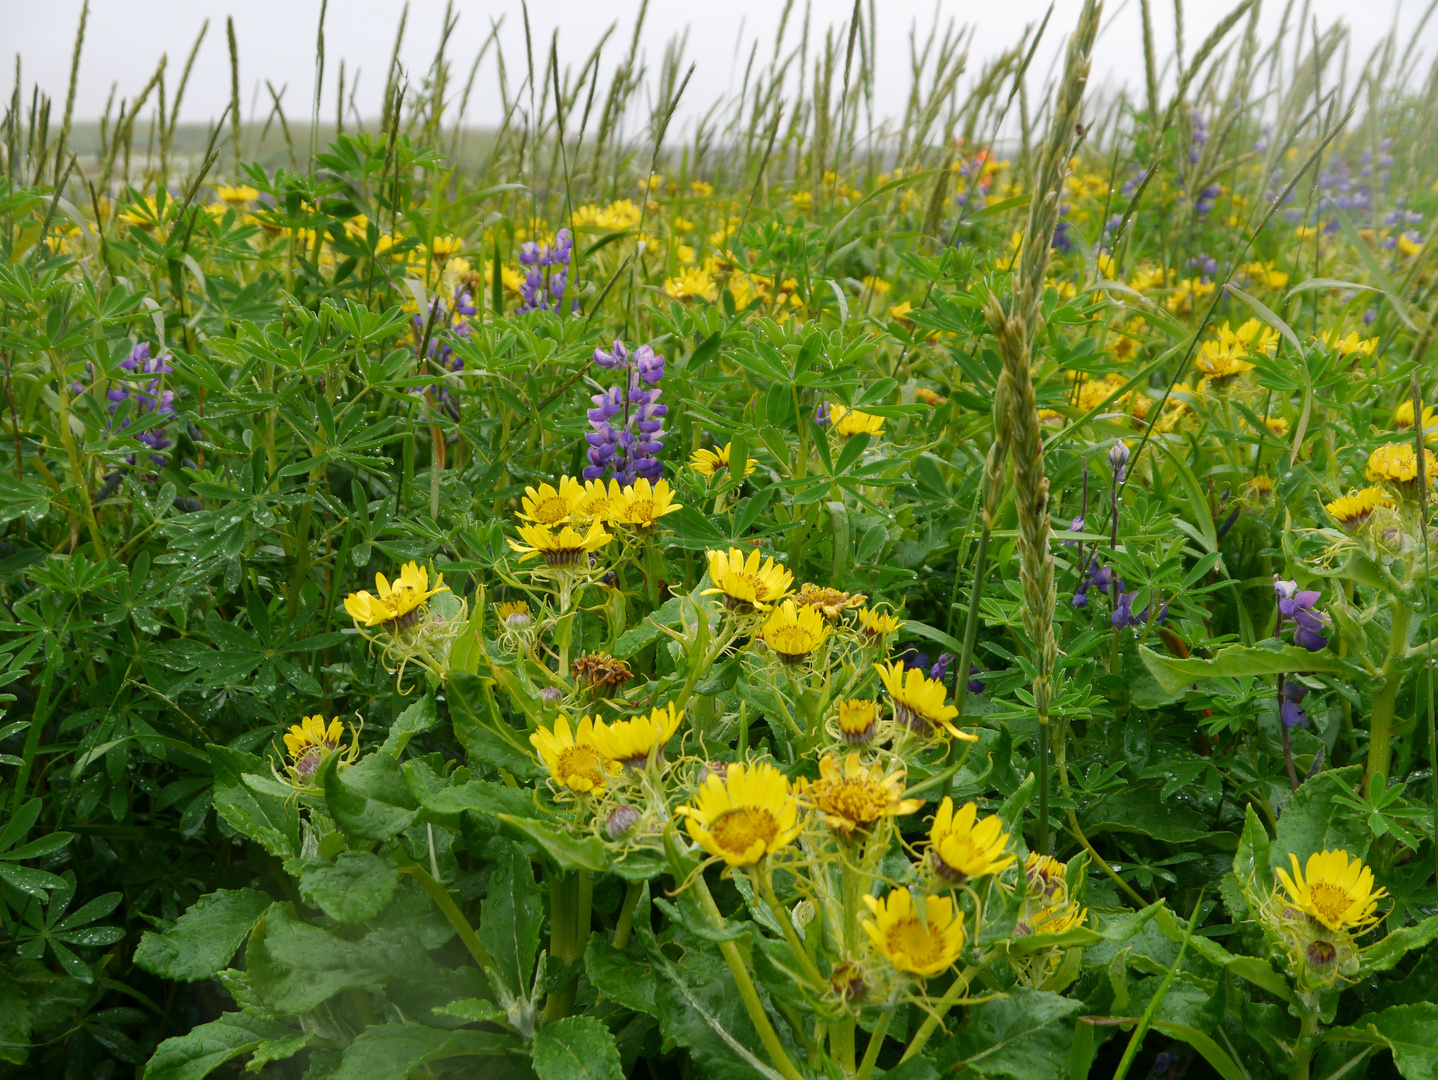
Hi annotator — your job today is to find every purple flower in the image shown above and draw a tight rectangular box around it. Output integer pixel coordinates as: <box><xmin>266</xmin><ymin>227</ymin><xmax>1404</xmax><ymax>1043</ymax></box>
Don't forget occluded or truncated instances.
<box><xmin>1063</xmin><ymin>514</ymin><xmax>1085</xmax><ymax>547</ymax></box>
<box><xmin>929</xmin><ymin>653</ymin><xmax>955</xmax><ymax>681</ymax></box>
<box><xmin>967</xmin><ymin>666</ymin><xmax>986</xmax><ymax>695</ymax></box>
<box><xmin>517</xmin><ymin>229</ymin><xmax>575</xmax><ymax>314</ymax></box>
<box><xmin>1280</xmin><ymin>682</ymin><xmax>1311</xmax><ymax>729</ymax></box>
<box><xmin>584</xmin><ymin>340</ymin><xmax>667</xmax><ymax>483</ymax></box>
<box><xmin>74</xmin><ymin>342</ymin><xmax>178</xmax><ymax>470</ymax></box>
<box><xmin>1274</xmin><ymin>579</ymin><xmax>1330</xmax><ymax>652</ymax></box>
<box><xmin>1108</xmin><ymin>442</ymin><xmax>1130</xmax><ymax>483</ymax></box>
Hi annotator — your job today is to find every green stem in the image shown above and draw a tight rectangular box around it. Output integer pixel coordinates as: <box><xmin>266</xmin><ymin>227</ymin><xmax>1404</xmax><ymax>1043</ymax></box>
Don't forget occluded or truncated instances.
<box><xmin>692</xmin><ymin>873</ymin><xmax>807</xmax><ymax>1080</ymax></box>
<box><xmin>1110</xmin><ymin>897</ymin><xmax>1202</xmax><ymax>1080</ymax></box>
<box><xmin>853</xmin><ymin>1007</ymin><xmax>896</xmax><ymax>1080</ymax></box>
<box><xmin>10</xmin><ymin>633</ymin><xmax>66</xmax><ymax>814</ymax></box>
<box><xmin>613</xmin><ymin>881</ymin><xmax>642</xmax><ymax>950</ymax></box>
<box><xmin>544</xmin><ymin>871</ymin><xmax>583</xmax><ymax>1021</ymax></box>
<box><xmin>901</xmin><ymin>964</ymin><xmax>976</xmax><ymax>1061</ymax></box>
<box><xmin>1289</xmin><ymin>1013</ymin><xmax>1321</xmax><ymax>1080</ymax></box>
<box><xmin>399</xmin><ymin>863</ymin><xmax>496</xmax><ymax>971</ymax></box>
<box><xmin>1366</xmin><ymin>597</ymin><xmax>1414</xmax><ymax>792</ymax></box>
<box><xmin>757</xmin><ymin>868</ymin><xmax>827</xmax><ymax>990</ymax></box>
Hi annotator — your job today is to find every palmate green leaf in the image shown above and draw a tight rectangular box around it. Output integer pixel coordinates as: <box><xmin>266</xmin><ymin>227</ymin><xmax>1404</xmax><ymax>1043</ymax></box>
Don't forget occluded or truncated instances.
<box><xmin>134</xmin><ymin>888</ymin><xmax>272</xmax><ymax>981</ymax></box>
<box><xmin>932</xmin><ymin>988</ymin><xmax>1081</xmax><ymax>1080</ymax></box>
<box><xmin>531</xmin><ymin>1015</ymin><xmax>624</xmax><ymax>1080</ymax></box>
<box><xmin>143</xmin><ymin>1012</ymin><xmax>294</xmax><ymax>1080</ymax></box>
<box><xmin>1328</xmin><ymin>1003</ymin><xmax>1438</xmax><ymax>1080</ymax></box>
<box><xmin>1138</xmin><ymin>642</ymin><xmax>1344</xmax><ymax>695</ymax></box>
<box><xmin>299</xmin><ymin>851</ymin><xmax>399</xmax><ymax>925</ymax></box>
<box><xmin>478</xmin><ymin>838</ymin><xmax>542</xmax><ymax>999</ymax></box>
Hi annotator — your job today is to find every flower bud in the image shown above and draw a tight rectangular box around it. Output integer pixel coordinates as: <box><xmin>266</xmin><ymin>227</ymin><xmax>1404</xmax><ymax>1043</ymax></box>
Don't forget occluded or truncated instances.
<box><xmin>539</xmin><ymin>687</ymin><xmax>563</xmax><ymax>705</ymax></box>
<box><xmin>606</xmin><ymin>805</ymin><xmax>642</xmax><ymax>840</ymax></box>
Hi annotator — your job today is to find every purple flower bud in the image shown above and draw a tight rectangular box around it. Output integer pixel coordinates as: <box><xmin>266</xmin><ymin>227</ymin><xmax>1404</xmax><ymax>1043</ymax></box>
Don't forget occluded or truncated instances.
<box><xmin>967</xmin><ymin>666</ymin><xmax>986</xmax><ymax>694</ymax></box>
<box><xmin>606</xmin><ymin>805</ymin><xmax>642</xmax><ymax>840</ymax></box>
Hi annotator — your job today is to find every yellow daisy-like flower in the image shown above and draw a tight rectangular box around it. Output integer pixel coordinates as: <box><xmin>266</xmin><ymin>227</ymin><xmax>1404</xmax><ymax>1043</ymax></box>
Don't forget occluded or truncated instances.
<box><xmin>495</xmin><ymin>599</ymin><xmax>532</xmax><ymax>625</ymax></box>
<box><xmin>1318</xmin><ymin>329</ymin><xmax>1378</xmax><ymax>358</ymax></box>
<box><xmin>1365</xmin><ymin>443</ymin><xmax>1438</xmax><ymax>488</ymax></box>
<box><xmin>759</xmin><ymin>600</ymin><xmax>830</xmax><ymax>664</ymax></box>
<box><xmin>690</xmin><ymin>442</ymin><xmax>758</xmax><ymax>479</ymax></box>
<box><xmin>861</xmin><ymin>889</ymin><xmax>966</xmax><ymax>978</ymax></box>
<box><xmin>1245</xmin><ymin>261</ymin><xmax>1290</xmax><ymax>289</ymax></box>
<box><xmin>794</xmin><ymin>583</ymin><xmax>867</xmax><ymax>619</ymax></box>
<box><xmin>828</xmin><ymin>404</ymin><xmax>886</xmax><ymax>438</ymax></box>
<box><xmin>611</xmin><ymin>477</ymin><xmax>682</xmax><ymax>529</ymax></box>
<box><xmin>520</xmin><ymin>477</ymin><xmax>586</xmax><ymax>526</ymax></box>
<box><xmin>915</xmin><ymin>387</ymin><xmax>948</xmax><ymax>406</ymax></box>
<box><xmin>343</xmin><ymin>562</ymin><xmax>448</xmax><ymax>631</ymax></box>
<box><xmin>678</xmin><ymin>761</ymin><xmax>803</xmax><ymax>867</ymax></box>
<box><xmin>1026</xmin><ymin>852</ymin><xmax>1068</xmax><ymax>902</ymax></box>
<box><xmin>1262</xmin><ymin>416</ymin><xmax>1290</xmax><ymax>437</ymax></box>
<box><xmin>1246</xmin><ymin>476</ymin><xmax>1276</xmax><ymax>502</ymax></box>
<box><xmin>797</xmin><ymin>753</ymin><xmax>922</xmax><ymax>836</ymax></box>
<box><xmin>1022</xmin><ymin>900</ymin><xmax>1088</xmax><ymax>937</ymax></box>
<box><xmin>664</xmin><ymin>266</ymin><xmax>717</xmax><ymax>302</ymax></box>
<box><xmin>1325</xmin><ymin>487</ymin><xmax>1394</xmax><ymax>530</ymax></box>
<box><xmin>589</xmin><ymin>703</ymin><xmax>685</xmax><ymax>770</ymax></box>
<box><xmin>926</xmin><ymin>797</ymin><xmax>1016</xmax><ymax>882</ymax></box>
<box><xmin>119</xmin><ymin>195</ymin><xmax>164</xmax><ymax>230</ymax></box>
<box><xmin>1196</xmin><ymin>341</ymin><xmax>1256</xmax><ymax>380</ymax></box>
<box><xmin>874</xmin><ymin>661</ymin><xmax>973</xmax><ymax>741</ymax></box>
<box><xmin>576</xmin><ymin>478</ymin><xmax>624</xmax><ymax>523</ymax></box>
<box><xmin>428</xmin><ymin>234</ymin><xmax>463</xmax><ymax>261</ymax></box>
<box><xmin>1394</xmin><ymin>400</ymin><xmax>1438</xmax><ymax>438</ymax></box>
<box><xmin>1276</xmin><ymin>849</ymin><xmax>1389</xmax><ymax>933</ymax></box>
<box><xmin>835</xmin><ymin>699</ymin><xmax>880</xmax><ymax>745</ymax></box>
<box><xmin>856</xmin><ymin>608</ymin><xmax>904</xmax><ymax>640</ymax></box>
<box><xmin>530</xmin><ymin>714</ymin><xmax>614</xmax><ymax>794</ymax></box>
<box><xmin>215</xmin><ymin>183</ymin><xmax>259</xmax><ymax>206</ymax></box>
<box><xmin>703</xmin><ymin>547</ymin><xmax>794</xmax><ymax>612</ymax></box>
<box><xmin>1398</xmin><ymin>233</ymin><xmax>1425</xmax><ymax>258</ymax></box>
<box><xmin>508</xmin><ymin>520</ymin><xmax>614</xmax><ymax>566</ymax></box>
<box><xmin>283</xmin><ymin>714</ymin><xmax>346</xmax><ymax>782</ymax></box>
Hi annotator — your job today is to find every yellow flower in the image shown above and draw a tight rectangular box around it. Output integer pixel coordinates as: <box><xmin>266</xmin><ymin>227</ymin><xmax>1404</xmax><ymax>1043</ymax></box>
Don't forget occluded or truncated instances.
<box><xmin>797</xmin><ymin>752</ymin><xmax>922</xmax><ymax>836</ymax></box>
<box><xmin>1165</xmin><ymin>276</ymin><xmax>1215</xmax><ymax>314</ymax></box>
<box><xmin>1325</xmin><ymin>487</ymin><xmax>1394</xmax><ymax>529</ymax></box>
<box><xmin>856</xmin><ymin>608</ymin><xmax>904</xmax><ymax>639</ymax></box>
<box><xmin>862</xmin><ymin>275</ymin><xmax>891</xmax><ymax>294</ymax></box>
<box><xmin>875</xmin><ymin>661</ymin><xmax>973</xmax><ymax>740</ymax></box>
<box><xmin>703</xmin><ymin>547</ymin><xmax>793</xmax><ymax>612</ymax></box>
<box><xmin>1394</xmin><ymin>400</ymin><xmax>1438</xmax><ymax>437</ymax></box>
<box><xmin>589</xmin><ymin>703</ymin><xmax>685</xmax><ymax>770</ymax></box>
<box><xmin>520</xmin><ymin>477</ymin><xmax>586</xmax><ymax>526</ymax></box>
<box><xmin>690</xmin><ymin>442</ymin><xmax>757</xmax><ymax>479</ymax></box>
<box><xmin>343</xmin><ymin>562</ymin><xmax>448</xmax><ymax>630</ymax></box>
<box><xmin>915</xmin><ymin>387</ymin><xmax>948</xmax><ymax>406</ymax></box>
<box><xmin>1127</xmin><ymin>263</ymin><xmax>1167</xmax><ymax>293</ymax></box>
<box><xmin>926</xmin><ymin>797</ymin><xmax>1016</xmax><ymax>882</ymax></box>
<box><xmin>759</xmin><ymin>600</ymin><xmax>830</xmax><ymax>664</ymax></box>
<box><xmin>664</xmin><ymin>266</ymin><xmax>717</xmax><ymax>302</ymax></box>
<box><xmin>530</xmin><ymin>714</ymin><xmax>614</xmax><ymax>793</ymax></box>
<box><xmin>688</xmin><ymin>179</ymin><xmax>714</xmax><ymax>196</ymax></box>
<box><xmin>283</xmin><ymin>714</ymin><xmax>346</xmax><ymax>782</ymax></box>
<box><xmin>1026</xmin><ymin>852</ymin><xmax>1068</xmax><ymax>902</ymax></box>
<box><xmin>215</xmin><ymin>183</ymin><xmax>259</xmax><ymax>206</ymax></box>
<box><xmin>611</xmin><ymin>478</ymin><xmax>682</xmax><ymax>528</ymax></box>
<box><xmin>1246</xmin><ymin>476</ymin><xmax>1276</xmax><ymax>501</ymax></box>
<box><xmin>119</xmin><ymin>195</ymin><xmax>164</xmax><ymax>230</ymax></box>
<box><xmin>794</xmin><ymin>583</ymin><xmax>867</xmax><ymax>619</ymax></box>
<box><xmin>495</xmin><ymin>599</ymin><xmax>532</xmax><ymax>626</ymax></box>
<box><xmin>1245</xmin><ymin>261</ymin><xmax>1290</xmax><ymax>289</ymax></box>
<box><xmin>678</xmin><ymin>761</ymin><xmax>803</xmax><ymax>866</ymax></box>
<box><xmin>428</xmin><ymin>234</ymin><xmax>463</xmax><ymax>260</ymax></box>
<box><xmin>508</xmin><ymin>520</ymin><xmax>614</xmax><ymax>566</ymax></box>
<box><xmin>571</xmin><ymin>199</ymin><xmax>643</xmax><ymax>230</ymax></box>
<box><xmin>889</xmin><ymin>301</ymin><xmax>914</xmax><ymax>322</ymax></box>
<box><xmin>576</xmin><ymin>478</ymin><xmax>624</xmax><ymax>523</ymax></box>
<box><xmin>828</xmin><ymin>404</ymin><xmax>885</xmax><ymax>438</ymax></box>
<box><xmin>861</xmin><ymin>889</ymin><xmax>966</xmax><ymax>978</ymax></box>
<box><xmin>1318</xmin><ymin>329</ymin><xmax>1378</xmax><ymax>358</ymax></box>
<box><xmin>1022</xmin><ymin>900</ymin><xmax>1088</xmax><ymax>937</ymax></box>
<box><xmin>1276</xmin><ymin>849</ymin><xmax>1389</xmax><ymax>932</ymax></box>
<box><xmin>1398</xmin><ymin>233</ymin><xmax>1425</xmax><ymax>258</ymax></box>
<box><xmin>835</xmin><ymin>699</ymin><xmax>880</xmax><ymax>745</ymax></box>
<box><xmin>1366</xmin><ymin>443</ymin><xmax>1438</xmax><ymax>488</ymax></box>
<box><xmin>1262</xmin><ymin>416</ymin><xmax>1290</xmax><ymax>437</ymax></box>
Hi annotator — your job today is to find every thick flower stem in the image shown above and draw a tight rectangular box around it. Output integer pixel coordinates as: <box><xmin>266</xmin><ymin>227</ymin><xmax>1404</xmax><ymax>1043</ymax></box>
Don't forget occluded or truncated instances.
<box><xmin>544</xmin><ymin>870</ymin><xmax>591</xmax><ymax>1021</ymax></box>
<box><xmin>1289</xmin><ymin>1013</ymin><xmax>1321</xmax><ymax>1080</ymax></box>
<box><xmin>853</xmin><ymin>1006</ymin><xmax>895</xmax><ymax>1080</ymax></box>
<box><xmin>1366</xmin><ymin>598</ymin><xmax>1413</xmax><ymax>792</ymax></box>
<box><xmin>900</xmin><ymin>965</ymin><xmax>976</xmax><ymax>1062</ymax></box>
<box><xmin>757</xmin><ymin>868</ymin><xmax>828</xmax><ymax>990</ymax></box>
<box><xmin>399</xmin><ymin>863</ymin><xmax>496</xmax><ymax>972</ymax></box>
<box><xmin>692</xmin><ymin>872</ymin><xmax>807</xmax><ymax>1080</ymax></box>
<box><xmin>612</xmin><ymin>881</ymin><xmax>643</xmax><ymax>950</ymax></box>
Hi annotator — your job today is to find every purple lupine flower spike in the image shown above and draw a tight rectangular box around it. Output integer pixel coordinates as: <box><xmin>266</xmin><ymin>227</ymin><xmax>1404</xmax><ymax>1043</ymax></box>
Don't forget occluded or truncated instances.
<box><xmin>585</xmin><ymin>340</ymin><xmax>667</xmax><ymax>483</ymax></box>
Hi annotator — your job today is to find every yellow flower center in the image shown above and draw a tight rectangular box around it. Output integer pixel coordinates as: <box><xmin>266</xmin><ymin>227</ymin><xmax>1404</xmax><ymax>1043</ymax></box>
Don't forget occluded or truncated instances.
<box><xmin>710</xmin><ymin>807</ymin><xmax>780</xmax><ymax>855</ymax></box>
<box><xmin>1308</xmin><ymin>883</ymin><xmax>1356</xmax><ymax>926</ymax></box>
<box><xmin>557</xmin><ymin>745</ymin><xmax>607</xmax><ymax>789</ymax></box>
<box><xmin>932</xmin><ymin>835</ymin><xmax>987</xmax><ymax>880</ymax></box>
<box><xmin>532</xmin><ymin>495</ymin><xmax>570</xmax><ymax>524</ymax></box>
<box><xmin>818</xmin><ymin>779</ymin><xmax>889</xmax><ymax>826</ymax></box>
<box><xmin>883</xmin><ymin>916</ymin><xmax>948</xmax><ymax>971</ymax></box>
<box><xmin>627</xmin><ymin>499</ymin><xmax>655</xmax><ymax>523</ymax></box>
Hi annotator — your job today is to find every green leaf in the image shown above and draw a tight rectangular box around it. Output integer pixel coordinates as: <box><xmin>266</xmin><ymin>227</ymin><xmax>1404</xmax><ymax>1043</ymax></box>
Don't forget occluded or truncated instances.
<box><xmin>499</xmin><ymin>814</ymin><xmax>609</xmax><ymax>872</ymax></box>
<box><xmin>1138</xmin><ymin>642</ymin><xmax>1343</xmax><ymax>696</ymax></box>
<box><xmin>245</xmin><ymin>903</ymin><xmax>387</xmax><ymax>1012</ymax></box>
<box><xmin>208</xmin><ymin>744</ymin><xmax>299</xmax><ymax>859</ymax></box>
<box><xmin>1233</xmin><ymin>803</ymin><xmax>1273</xmax><ymax>893</ymax></box>
<box><xmin>1274</xmin><ymin>766</ymin><xmax>1371</xmax><ymax>870</ymax></box>
<box><xmin>1360</xmin><ymin>914</ymin><xmax>1438</xmax><ymax>976</ymax></box>
<box><xmin>134</xmin><ymin>888</ymin><xmax>272</xmax><ymax>981</ymax></box>
<box><xmin>432</xmin><ymin>998</ymin><xmax>505</xmax><ymax>1023</ymax></box>
<box><xmin>329</xmin><ymin>1023</ymin><xmax>508</xmax><ymax>1080</ymax></box>
<box><xmin>1153</xmin><ymin>906</ymin><xmax>1293</xmax><ymax>1003</ymax></box>
<box><xmin>1329</xmin><ymin>1003</ymin><xmax>1438</xmax><ymax>1080</ymax></box>
<box><xmin>321</xmin><ymin>752</ymin><xmax>419</xmax><ymax>843</ymax></box>
<box><xmin>408</xmin><ymin>771</ymin><xmax>540</xmax><ymax>820</ymax></box>
<box><xmin>299</xmin><ymin>852</ymin><xmax>400</xmax><ymax>925</ymax></box>
<box><xmin>531</xmin><ymin>1015</ymin><xmax>624</xmax><ymax>1080</ymax></box>
<box><xmin>478</xmin><ymin>839</ymin><xmax>541</xmax><ymax>998</ymax></box>
<box><xmin>380</xmin><ymin>695</ymin><xmax>437</xmax><ymax>756</ymax></box>
<box><xmin>932</xmin><ymin>988</ymin><xmax>1081</xmax><ymax>1080</ymax></box>
<box><xmin>585</xmin><ymin>927</ymin><xmax>657</xmax><ymax>1016</ymax></box>
<box><xmin>1148</xmin><ymin>1021</ymin><xmax>1250</xmax><ymax>1080</ymax></box>
<box><xmin>143</xmin><ymin>1013</ymin><xmax>292</xmax><ymax>1080</ymax></box>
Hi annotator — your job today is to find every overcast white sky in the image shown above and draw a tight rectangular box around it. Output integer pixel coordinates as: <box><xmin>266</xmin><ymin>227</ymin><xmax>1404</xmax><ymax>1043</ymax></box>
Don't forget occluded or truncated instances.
<box><xmin>6</xmin><ymin>1</ymin><xmax>1436</xmax><ymax>136</ymax></box>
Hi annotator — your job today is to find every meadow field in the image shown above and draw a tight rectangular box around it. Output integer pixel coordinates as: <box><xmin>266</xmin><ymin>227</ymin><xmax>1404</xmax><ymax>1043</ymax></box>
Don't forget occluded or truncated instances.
<box><xmin>3</xmin><ymin>0</ymin><xmax>1438</xmax><ymax>1077</ymax></box>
